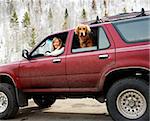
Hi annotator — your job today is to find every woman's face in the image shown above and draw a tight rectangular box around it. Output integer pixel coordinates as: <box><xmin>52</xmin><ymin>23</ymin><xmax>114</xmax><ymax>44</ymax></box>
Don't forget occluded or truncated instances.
<box><xmin>53</xmin><ymin>39</ymin><xmax>60</xmax><ymax>49</ymax></box>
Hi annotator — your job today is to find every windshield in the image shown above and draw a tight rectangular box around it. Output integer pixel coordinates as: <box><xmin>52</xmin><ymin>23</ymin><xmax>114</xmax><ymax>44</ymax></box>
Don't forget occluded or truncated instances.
<box><xmin>31</xmin><ymin>39</ymin><xmax>52</xmax><ymax>57</ymax></box>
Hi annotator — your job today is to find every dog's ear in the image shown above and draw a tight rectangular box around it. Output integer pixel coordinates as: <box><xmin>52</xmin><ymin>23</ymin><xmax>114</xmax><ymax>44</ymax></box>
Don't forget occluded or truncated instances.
<box><xmin>75</xmin><ymin>25</ymin><xmax>79</xmax><ymax>35</ymax></box>
<box><xmin>86</xmin><ymin>25</ymin><xmax>91</xmax><ymax>33</ymax></box>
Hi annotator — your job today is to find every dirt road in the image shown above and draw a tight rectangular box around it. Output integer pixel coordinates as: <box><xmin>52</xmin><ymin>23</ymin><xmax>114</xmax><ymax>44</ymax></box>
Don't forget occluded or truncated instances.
<box><xmin>1</xmin><ymin>99</ymin><xmax>113</xmax><ymax>121</ymax></box>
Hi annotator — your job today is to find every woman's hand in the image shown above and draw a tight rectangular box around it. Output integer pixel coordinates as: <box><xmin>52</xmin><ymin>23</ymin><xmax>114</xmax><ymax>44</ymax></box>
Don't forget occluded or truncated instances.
<box><xmin>45</xmin><ymin>51</ymin><xmax>51</xmax><ymax>56</ymax></box>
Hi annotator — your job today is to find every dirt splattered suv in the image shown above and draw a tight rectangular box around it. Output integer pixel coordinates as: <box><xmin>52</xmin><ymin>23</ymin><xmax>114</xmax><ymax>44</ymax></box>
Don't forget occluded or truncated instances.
<box><xmin>0</xmin><ymin>9</ymin><xmax>149</xmax><ymax>121</ymax></box>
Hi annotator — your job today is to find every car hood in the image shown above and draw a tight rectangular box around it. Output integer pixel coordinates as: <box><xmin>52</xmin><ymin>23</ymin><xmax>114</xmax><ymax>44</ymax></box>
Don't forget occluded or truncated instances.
<box><xmin>0</xmin><ymin>60</ymin><xmax>21</xmax><ymax>74</ymax></box>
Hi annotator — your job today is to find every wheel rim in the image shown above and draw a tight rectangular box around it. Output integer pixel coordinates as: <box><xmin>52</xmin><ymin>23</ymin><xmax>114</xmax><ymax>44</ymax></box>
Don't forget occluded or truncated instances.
<box><xmin>116</xmin><ymin>89</ymin><xmax>147</xmax><ymax>119</ymax></box>
<box><xmin>0</xmin><ymin>92</ymin><xmax>8</xmax><ymax>113</ymax></box>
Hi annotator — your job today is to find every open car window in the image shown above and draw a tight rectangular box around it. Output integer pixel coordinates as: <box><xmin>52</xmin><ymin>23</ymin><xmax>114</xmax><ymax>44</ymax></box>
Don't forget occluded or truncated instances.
<box><xmin>30</xmin><ymin>32</ymin><xmax>68</xmax><ymax>58</ymax></box>
<box><xmin>72</xmin><ymin>27</ymin><xmax>98</xmax><ymax>53</ymax></box>
<box><xmin>71</xmin><ymin>26</ymin><xmax>110</xmax><ymax>53</ymax></box>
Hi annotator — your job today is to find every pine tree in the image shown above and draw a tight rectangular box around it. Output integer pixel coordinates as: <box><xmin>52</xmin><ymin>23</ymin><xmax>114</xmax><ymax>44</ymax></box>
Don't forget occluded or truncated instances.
<box><xmin>82</xmin><ymin>8</ymin><xmax>87</xmax><ymax>19</ymax></box>
<box><xmin>10</xmin><ymin>10</ymin><xmax>19</xmax><ymax>24</ymax></box>
<box><xmin>62</xmin><ymin>8</ymin><xmax>69</xmax><ymax>30</ymax></box>
<box><xmin>123</xmin><ymin>7</ymin><xmax>127</xmax><ymax>13</ymax></box>
<box><xmin>39</xmin><ymin>0</ymin><xmax>42</xmax><ymax>13</ymax></box>
<box><xmin>92</xmin><ymin>0</ymin><xmax>97</xmax><ymax>11</ymax></box>
<box><xmin>29</xmin><ymin>28</ymin><xmax>36</xmax><ymax>48</ymax></box>
<box><xmin>48</xmin><ymin>8</ymin><xmax>53</xmax><ymax>20</ymax></box>
<box><xmin>104</xmin><ymin>0</ymin><xmax>108</xmax><ymax>16</ymax></box>
<box><xmin>22</xmin><ymin>11</ymin><xmax>31</xmax><ymax>27</ymax></box>
<box><xmin>64</xmin><ymin>8</ymin><xmax>68</xmax><ymax>19</ymax></box>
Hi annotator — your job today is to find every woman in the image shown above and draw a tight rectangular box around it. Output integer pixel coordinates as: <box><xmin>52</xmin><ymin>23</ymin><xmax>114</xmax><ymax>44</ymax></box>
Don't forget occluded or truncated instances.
<box><xmin>46</xmin><ymin>37</ymin><xmax>64</xmax><ymax>56</ymax></box>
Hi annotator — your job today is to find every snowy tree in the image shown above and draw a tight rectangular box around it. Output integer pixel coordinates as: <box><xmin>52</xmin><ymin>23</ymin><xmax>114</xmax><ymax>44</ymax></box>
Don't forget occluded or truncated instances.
<box><xmin>62</xmin><ymin>8</ymin><xmax>69</xmax><ymax>30</ymax></box>
<box><xmin>22</xmin><ymin>11</ymin><xmax>31</xmax><ymax>27</ymax></box>
<box><xmin>104</xmin><ymin>0</ymin><xmax>108</xmax><ymax>16</ymax></box>
<box><xmin>123</xmin><ymin>7</ymin><xmax>127</xmax><ymax>13</ymax></box>
<box><xmin>81</xmin><ymin>8</ymin><xmax>87</xmax><ymax>20</ymax></box>
<box><xmin>29</xmin><ymin>27</ymin><xmax>36</xmax><ymax>48</ymax></box>
<box><xmin>48</xmin><ymin>8</ymin><xmax>53</xmax><ymax>20</ymax></box>
<box><xmin>10</xmin><ymin>9</ymin><xmax>20</xmax><ymax>57</ymax></box>
<box><xmin>10</xmin><ymin>9</ymin><xmax>19</xmax><ymax>26</ymax></box>
<box><xmin>92</xmin><ymin>0</ymin><xmax>97</xmax><ymax>11</ymax></box>
<box><xmin>64</xmin><ymin>8</ymin><xmax>69</xmax><ymax>19</ymax></box>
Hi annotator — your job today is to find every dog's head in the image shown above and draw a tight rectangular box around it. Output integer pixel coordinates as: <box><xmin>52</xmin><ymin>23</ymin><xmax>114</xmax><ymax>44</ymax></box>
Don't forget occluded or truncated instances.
<box><xmin>75</xmin><ymin>24</ymin><xmax>91</xmax><ymax>37</ymax></box>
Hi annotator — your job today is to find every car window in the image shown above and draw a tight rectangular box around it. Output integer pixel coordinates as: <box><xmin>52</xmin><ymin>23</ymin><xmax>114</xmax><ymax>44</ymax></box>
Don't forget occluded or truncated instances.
<box><xmin>113</xmin><ymin>17</ymin><xmax>150</xmax><ymax>43</ymax></box>
<box><xmin>30</xmin><ymin>32</ymin><xmax>68</xmax><ymax>58</ymax></box>
<box><xmin>72</xmin><ymin>26</ymin><xmax>110</xmax><ymax>53</ymax></box>
<box><xmin>98</xmin><ymin>27</ymin><xmax>110</xmax><ymax>50</ymax></box>
<box><xmin>31</xmin><ymin>39</ymin><xmax>52</xmax><ymax>57</ymax></box>
<box><xmin>72</xmin><ymin>27</ymin><xmax>98</xmax><ymax>53</ymax></box>
<box><xmin>72</xmin><ymin>46</ymin><xmax>97</xmax><ymax>53</ymax></box>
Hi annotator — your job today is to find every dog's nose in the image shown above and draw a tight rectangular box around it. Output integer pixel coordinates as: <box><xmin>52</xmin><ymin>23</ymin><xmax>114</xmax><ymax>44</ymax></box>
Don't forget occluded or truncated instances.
<box><xmin>81</xmin><ymin>32</ymin><xmax>86</xmax><ymax>37</ymax></box>
<box><xmin>81</xmin><ymin>33</ymin><xmax>83</xmax><ymax>36</ymax></box>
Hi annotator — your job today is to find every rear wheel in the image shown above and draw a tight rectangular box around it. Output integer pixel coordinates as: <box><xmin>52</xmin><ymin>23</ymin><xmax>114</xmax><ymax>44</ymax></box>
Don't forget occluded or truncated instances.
<box><xmin>0</xmin><ymin>83</ymin><xmax>19</xmax><ymax>119</ymax></box>
<box><xmin>33</xmin><ymin>95</ymin><xmax>56</xmax><ymax>108</ymax></box>
<box><xmin>106</xmin><ymin>77</ymin><xmax>149</xmax><ymax>121</ymax></box>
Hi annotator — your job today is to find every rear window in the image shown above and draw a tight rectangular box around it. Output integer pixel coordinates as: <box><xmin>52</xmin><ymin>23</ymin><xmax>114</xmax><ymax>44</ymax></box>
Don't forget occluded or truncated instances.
<box><xmin>113</xmin><ymin>17</ymin><xmax>150</xmax><ymax>43</ymax></box>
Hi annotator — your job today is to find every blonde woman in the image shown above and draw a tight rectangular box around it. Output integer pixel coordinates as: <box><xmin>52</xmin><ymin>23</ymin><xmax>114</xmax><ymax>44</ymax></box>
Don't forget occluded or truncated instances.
<box><xmin>46</xmin><ymin>37</ymin><xmax>64</xmax><ymax>56</ymax></box>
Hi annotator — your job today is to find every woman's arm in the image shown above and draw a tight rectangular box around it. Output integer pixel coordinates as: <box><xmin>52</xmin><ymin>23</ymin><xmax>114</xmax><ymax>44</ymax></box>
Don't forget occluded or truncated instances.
<box><xmin>46</xmin><ymin>47</ymin><xmax>64</xmax><ymax>56</ymax></box>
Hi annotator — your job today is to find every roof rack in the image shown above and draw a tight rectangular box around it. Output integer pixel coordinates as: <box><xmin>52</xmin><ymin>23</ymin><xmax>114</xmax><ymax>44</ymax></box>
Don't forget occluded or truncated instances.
<box><xmin>87</xmin><ymin>8</ymin><xmax>150</xmax><ymax>25</ymax></box>
<box><xmin>104</xmin><ymin>8</ymin><xmax>149</xmax><ymax>22</ymax></box>
<box><xmin>136</xmin><ymin>8</ymin><xmax>146</xmax><ymax>17</ymax></box>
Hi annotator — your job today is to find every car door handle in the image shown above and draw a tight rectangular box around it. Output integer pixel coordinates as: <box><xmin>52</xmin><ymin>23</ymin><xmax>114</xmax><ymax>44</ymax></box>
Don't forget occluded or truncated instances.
<box><xmin>99</xmin><ymin>54</ymin><xmax>109</xmax><ymax>59</ymax></box>
<box><xmin>52</xmin><ymin>58</ymin><xmax>61</xmax><ymax>63</ymax></box>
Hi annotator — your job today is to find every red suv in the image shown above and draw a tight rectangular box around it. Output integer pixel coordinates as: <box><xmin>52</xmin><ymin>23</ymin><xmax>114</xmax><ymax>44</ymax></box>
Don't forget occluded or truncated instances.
<box><xmin>0</xmin><ymin>9</ymin><xmax>149</xmax><ymax>121</ymax></box>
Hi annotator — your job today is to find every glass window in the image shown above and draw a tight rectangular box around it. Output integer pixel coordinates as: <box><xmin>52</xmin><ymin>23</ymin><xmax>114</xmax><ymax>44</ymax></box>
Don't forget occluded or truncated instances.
<box><xmin>72</xmin><ymin>27</ymin><xmax>98</xmax><ymax>53</ymax></box>
<box><xmin>98</xmin><ymin>27</ymin><xmax>110</xmax><ymax>49</ymax></box>
<box><xmin>113</xmin><ymin>18</ymin><xmax>150</xmax><ymax>43</ymax></box>
<box><xmin>72</xmin><ymin>46</ymin><xmax>97</xmax><ymax>53</ymax></box>
<box><xmin>31</xmin><ymin>39</ymin><xmax>52</xmax><ymax>57</ymax></box>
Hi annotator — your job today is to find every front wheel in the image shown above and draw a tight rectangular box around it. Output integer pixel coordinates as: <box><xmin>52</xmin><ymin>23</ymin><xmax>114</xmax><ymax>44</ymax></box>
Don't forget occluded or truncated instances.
<box><xmin>0</xmin><ymin>83</ymin><xmax>19</xmax><ymax>119</ymax></box>
<box><xmin>33</xmin><ymin>95</ymin><xmax>56</xmax><ymax>108</ymax></box>
<box><xmin>106</xmin><ymin>77</ymin><xmax>149</xmax><ymax>121</ymax></box>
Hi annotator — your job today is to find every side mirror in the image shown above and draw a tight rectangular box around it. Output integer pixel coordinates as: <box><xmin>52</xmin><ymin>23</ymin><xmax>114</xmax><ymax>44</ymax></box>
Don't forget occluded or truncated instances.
<box><xmin>22</xmin><ymin>49</ymin><xmax>30</xmax><ymax>59</ymax></box>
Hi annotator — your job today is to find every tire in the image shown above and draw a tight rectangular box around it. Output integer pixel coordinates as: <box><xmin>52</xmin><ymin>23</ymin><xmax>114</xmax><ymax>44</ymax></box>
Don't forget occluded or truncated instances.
<box><xmin>106</xmin><ymin>77</ymin><xmax>149</xmax><ymax>121</ymax></box>
<box><xmin>33</xmin><ymin>95</ymin><xmax>56</xmax><ymax>108</ymax></box>
<box><xmin>0</xmin><ymin>83</ymin><xmax>19</xmax><ymax>119</ymax></box>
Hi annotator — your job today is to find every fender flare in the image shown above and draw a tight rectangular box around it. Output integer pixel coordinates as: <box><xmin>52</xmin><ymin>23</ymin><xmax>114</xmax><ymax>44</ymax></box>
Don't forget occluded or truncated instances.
<box><xmin>0</xmin><ymin>73</ymin><xmax>28</xmax><ymax>107</ymax></box>
<box><xmin>105</xmin><ymin>66</ymin><xmax>149</xmax><ymax>77</ymax></box>
<box><xmin>102</xmin><ymin>66</ymin><xmax>149</xmax><ymax>96</ymax></box>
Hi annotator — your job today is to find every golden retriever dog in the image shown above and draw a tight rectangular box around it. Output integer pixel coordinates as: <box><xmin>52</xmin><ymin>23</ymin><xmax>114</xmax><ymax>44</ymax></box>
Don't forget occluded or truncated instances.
<box><xmin>75</xmin><ymin>24</ymin><xmax>93</xmax><ymax>48</ymax></box>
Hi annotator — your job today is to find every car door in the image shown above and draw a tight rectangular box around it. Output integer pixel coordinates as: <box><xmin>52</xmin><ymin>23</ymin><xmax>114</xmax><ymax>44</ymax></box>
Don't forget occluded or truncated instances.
<box><xmin>19</xmin><ymin>33</ymin><xmax>68</xmax><ymax>90</ymax></box>
<box><xmin>66</xmin><ymin>26</ymin><xmax>115</xmax><ymax>92</ymax></box>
